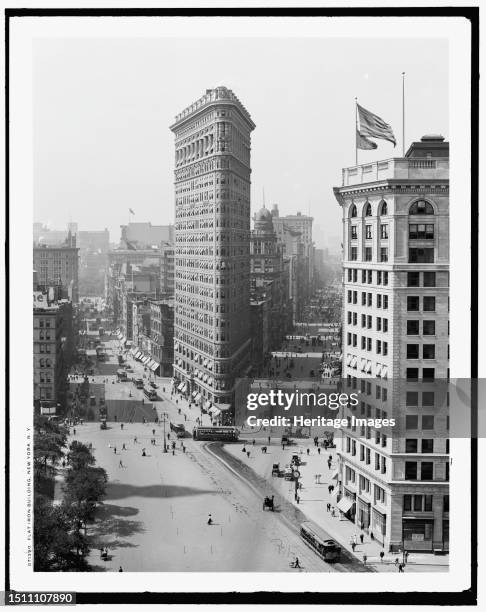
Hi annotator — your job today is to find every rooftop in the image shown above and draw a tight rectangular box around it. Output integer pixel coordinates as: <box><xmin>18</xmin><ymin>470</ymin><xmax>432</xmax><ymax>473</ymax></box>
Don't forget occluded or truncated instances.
<box><xmin>171</xmin><ymin>86</ymin><xmax>255</xmax><ymax>130</ymax></box>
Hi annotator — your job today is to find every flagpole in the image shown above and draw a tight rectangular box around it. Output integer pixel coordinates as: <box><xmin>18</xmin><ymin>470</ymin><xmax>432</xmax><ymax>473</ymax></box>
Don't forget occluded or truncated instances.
<box><xmin>402</xmin><ymin>72</ymin><xmax>405</xmax><ymax>156</ymax></box>
<box><xmin>355</xmin><ymin>97</ymin><xmax>358</xmax><ymax>166</ymax></box>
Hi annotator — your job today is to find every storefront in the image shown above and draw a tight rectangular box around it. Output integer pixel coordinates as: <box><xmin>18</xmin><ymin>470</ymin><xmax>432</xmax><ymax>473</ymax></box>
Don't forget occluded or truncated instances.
<box><xmin>339</xmin><ymin>488</ymin><xmax>356</xmax><ymax>521</ymax></box>
<box><xmin>371</xmin><ymin>507</ymin><xmax>387</xmax><ymax>544</ymax></box>
<box><xmin>357</xmin><ymin>497</ymin><xmax>371</xmax><ymax>530</ymax></box>
<box><xmin>402</xmin><ymin>518</ymin><xmax>434</xmax><ymax>551</ymax></box>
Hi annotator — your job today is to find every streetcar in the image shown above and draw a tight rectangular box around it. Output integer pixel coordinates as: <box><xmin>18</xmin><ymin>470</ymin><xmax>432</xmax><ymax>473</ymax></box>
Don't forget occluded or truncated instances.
<box><xmin>192</xmin><ymin>426</ymin><xmax>240</xmax><ymax>441</ymax></box>
<box><xmin>300</xmin><ymin>521</ymin><xmax>342</xmax><ymax>562</ymax></box>
<box><xmin>143</xmin><ymin>386</ymin><xmax>158</xmax><ymax>401</ymax></box>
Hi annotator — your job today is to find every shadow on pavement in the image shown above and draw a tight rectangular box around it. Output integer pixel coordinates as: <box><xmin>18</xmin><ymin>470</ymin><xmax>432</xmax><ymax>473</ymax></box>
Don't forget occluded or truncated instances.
<box><xmin>105</xmin><ymin>482</ymin><xmax>216</xmax><ymax>500</ymax></box>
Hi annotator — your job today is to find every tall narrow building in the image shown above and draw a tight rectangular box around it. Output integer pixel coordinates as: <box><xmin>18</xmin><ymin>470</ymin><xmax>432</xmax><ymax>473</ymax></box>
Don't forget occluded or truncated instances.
<box><xmin>170</xmin><ymin>87</ymin><xmax>255</xmax><ymax>421</ymax></box>
<box><xmin>333</xmin><ymin>135</ymin><xmax>449</xmax><ymax>552</ymax></box>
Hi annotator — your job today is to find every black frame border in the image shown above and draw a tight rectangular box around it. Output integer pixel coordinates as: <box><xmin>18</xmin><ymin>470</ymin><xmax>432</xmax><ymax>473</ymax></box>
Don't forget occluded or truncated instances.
<box><xmin>4</xmin><ymin>6</ymin><xmax>478</xmax><ymax>606</ymax></box>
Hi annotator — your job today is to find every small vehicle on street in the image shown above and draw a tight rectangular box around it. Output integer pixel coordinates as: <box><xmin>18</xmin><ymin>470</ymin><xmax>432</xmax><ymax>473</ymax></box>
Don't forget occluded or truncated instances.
<box><xmin>117</xmin><ymin>369</ymin><xmax>128</xmax><ymax>381</ymax></box>
<box><xmin>170</xmin><ymin>422</ymin><xmax>186</xmax><ymax>437</ymax></box>
<box><xmin>150</xmin><ymin>381</ymin><xmax>158</xmax><ymax>389</ymax></box>
<box><xmin>262</xmin><ymin>496</ymin><xmax>275</xmax><ymax>511</ymax></box>
<box><xmin>291</xmin><ymin>454</ymin><xmax>301</xmax><ymax>466</ymax></box>
<box><xmin>100</xmin><ymin>417</ymin><xmax>107</xmax><ymax>430</ymax></box>
<box><xmin>134</xmin><ymin>378</ymin><xmax>144</xmax><ymax>389</ymax></box>
<box><xmin>284</xmin><ymin>466</ymin><xmax>294</xmax><ymax>481</ymax></box>
<box><xmin>143</xmin><ymin>386</ymin><xmax>157</xmax><ymax>401</ymax></box>
<box><xmin>281</xmin><ymin>435</ymin><xmax>294</xmax><ymax>446</ymax></box>
<box><xmin>300</xmin><ymin>522</ymin><xmax>342</xmax><ymax>562</ymax></box>
<box><xmin>271</xmin><ymin>463</ymin><xmax>280</xmax><ymax>477</ymax></box>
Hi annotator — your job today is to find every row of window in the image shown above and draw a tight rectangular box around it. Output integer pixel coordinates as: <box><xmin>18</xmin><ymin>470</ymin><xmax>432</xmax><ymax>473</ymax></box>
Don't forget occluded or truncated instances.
<box><xmin>351</xmin><ymin>223</ymin><xmax>434</xmax><ymax>241</ymax></box>
<box><xmin>345</xmin><ymin>437</ymin><xmax>387</xmax><ymax>474</ymax></box>
<box><xmin>346</xmin><ymin>268</ymin><xmax>389</xmax><ymax>285</ymax></box>
<box><xmin>347</xmin><ymin>291</ymin><xmax>389</xmax><ymax>309</ymax></box>
<box><xmin>350</xmin><ymin>247</ymin><xmax>436</xmax><ymax>263</ymax></box>
<box><xmin>404</xmin><ymin>461</ymin><xmax>448</xmax><ymax>481</ymax></box>
<box><xmin>347</xmin><ymin>312</ymin><xmax>389</xmax><ymax>332</ymax></box>
<box><xmin>350</xmin><ymin>247</ymin><xmax>389</xmax><ymax>262</ymax></box>
<box><xmin>407</xmin><ymin>296</ymin><xmax>436</xmax><ymax>312</ymax></box>
<box><xmin>407</xmin><ymin>344</ymin><xmax>436</xmax><ymax>360</ymax></box>
<box><xmin>344</xmin><ymin>467</ymin><xmax>387</xmax><ymax>506</ymax></box>
<box><xmin>349</xmin><ymin>199</ymin><xmax>434</xmax><ymax>218</ymax></box>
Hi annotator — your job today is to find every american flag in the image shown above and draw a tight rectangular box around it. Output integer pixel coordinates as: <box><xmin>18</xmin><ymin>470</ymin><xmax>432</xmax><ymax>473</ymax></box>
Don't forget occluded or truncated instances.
<box><xmin>357</xmin><ymin>103</ymin><xmax>396</xmax><ymax>146</ymax></box>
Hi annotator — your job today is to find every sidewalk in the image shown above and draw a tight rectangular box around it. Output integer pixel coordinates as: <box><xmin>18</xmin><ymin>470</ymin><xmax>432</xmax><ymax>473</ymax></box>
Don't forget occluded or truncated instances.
<box><xmin>224</xmin><ymin>437</ymin><xmax>449</xmax><ymax>573</ymax></box>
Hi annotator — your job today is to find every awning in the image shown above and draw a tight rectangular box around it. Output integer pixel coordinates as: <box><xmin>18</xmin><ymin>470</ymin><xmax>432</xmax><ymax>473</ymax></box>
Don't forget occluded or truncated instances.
<box><xmin>135</xmin><ymin>351</ymin><xmax>142</xmax><ymax>359</ymax></box>
<box><xmin>177</xmin><ymin>382</ymin><xmax>184</xmax><ymax>391</ymax></box>
<box><xmin>130</xmin><ymin>347</ymin><xmax>138</xmax><ymax>356</ymax></box>
<box><xmin>203</xmin><ymin>400</ymin><xmax>211</xmax><ymax>410</ymax></box>
<box><xmin>346</xmin><ymin>354</ymin><xmax>352</xmax><ymax>366</ymax></box>
<box><xmin>218</xmin><ymin>403</ymin><xmax>231</xmax><ymax>411</ymax></box>
<box><xmin>195</xmin><ymin>393</ymin><xmax>201</xmax><ymax>402</ymax></box>
<box><xmin>149</xmin><ymin>360</ymin><xmax>159</xmax><ymax>371</ymax></box>
<box><xmin>203</xmin><ymin>358</ymin><xmax>208</xmax><ymax>367</ymax></box>
<box><xmin>209</xmin><ymin>407</ymin><xmax>221</xmax><ymax>417</ymax></box>
<box><xmin>366</xmin><ymin>360</ymin><xmax>372</xmax><ymax>374</ymax></box>
<box><xmin>381</xmin><ymin>366</ymin><xmax>388</xmax><ymax>379</ymax></box>
<box><xmin>375</xmin><ymin>364</ymin><xmax>382</xmax><ymax>377</ymax></box>
<box><xmin>337</xmin><ymin>497</ymin><xmax>354</xmax><ymax>514</ymax></box>
<box><xmin>350</xmin><ymin>356</ymin><xmax>357</xmax><ymax>368</ymax></box>
<box><xmin>143</xmin><ymin>356</ymin><xmax>151</xmax><ymax>364</ymax></box>
<box><xmin>181</xmin><ymin>383</ymin><xmax>187</xmax><ymax>393</ymax></box>
<box><xmin>331</xmin><ymin>470</ymin><xmax>339</xmax><ymax>480</ymax></box>
<box><xmin>203</xmin><ymin>374</ymin><xmax>208</xmax><ymax>382</ymax></box>
<box><xmin>360</xmin><ymin>358</ymin><xmax>366</xmax><ymax>371</ymax></box>
<box><xmin>192</xmin><ymin>391</ymin><xmax>198</xmax><ymax>397</ymax></box>
<box><xmin>331</xmin><ymin>487</ymin><xmax>339</xmax><ymax>497</ymax></box>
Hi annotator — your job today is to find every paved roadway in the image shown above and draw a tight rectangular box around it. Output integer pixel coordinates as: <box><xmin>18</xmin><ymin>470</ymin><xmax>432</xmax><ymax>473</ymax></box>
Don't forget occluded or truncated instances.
<box><xmin>70</xmin><ymin>340</ymin><xmax>339</xmax><ymax>572</ymax></box>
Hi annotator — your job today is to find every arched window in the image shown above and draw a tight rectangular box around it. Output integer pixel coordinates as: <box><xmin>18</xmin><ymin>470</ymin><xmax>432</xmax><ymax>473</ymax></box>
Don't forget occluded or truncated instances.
<box><xmin>409</xmin><ymin>200</ymin><xmax>434</xmax><ymax>215</ymax></box>
<box><xmin>365</xmin><ymin>202</ymin><xmax>372</xmax><ymax>216</ymax></box>
<box><xmin>380</xmin><ymin>200</ymin><xmax>388</xmax><ymax>216</ymax></box>
<box><xmin>350</xmin><ymin>204</ymin><xmax>357</xmax><ymax>218</ymax></box>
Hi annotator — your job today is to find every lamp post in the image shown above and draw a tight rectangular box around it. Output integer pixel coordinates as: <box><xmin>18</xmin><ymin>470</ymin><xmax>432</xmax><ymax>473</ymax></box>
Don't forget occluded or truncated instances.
<box><xmin>161</xmin><ymin>412</ymin><xmax>168</xmax><ymax>453</ymax></box>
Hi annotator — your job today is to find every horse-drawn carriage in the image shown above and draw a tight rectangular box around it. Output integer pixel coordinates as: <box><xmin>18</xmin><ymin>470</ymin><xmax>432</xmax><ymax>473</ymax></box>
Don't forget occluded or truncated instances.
<box><xmin>263</xmin><ymin>495</ymin><xmax>275</xmax><ymax>511</ymax></box>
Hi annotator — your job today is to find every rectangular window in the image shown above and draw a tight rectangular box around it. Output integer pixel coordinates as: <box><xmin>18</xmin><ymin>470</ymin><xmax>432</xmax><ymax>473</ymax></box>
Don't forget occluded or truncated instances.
<box><xmin>422</xmin><ymin>391</ymin><xmax>435</xmax><ymax>407</ymax></box>
<box><xmin>367</xmin><ymin>315</ymin><xmax>372</xmax><ymax>329</ymax></box>
<box><xmin>406</xmin><ymin>391</ymin><xmax>419</xmax><ymax>406</ymax></box>
<box><xmin>407</xmin><ymin>296</ymin><xmax>420</xmax><ymax>311</ymax></box>
<box><xmin>353</xmin><ymin>312</ymin><xmax>357</xmax><ymax>325</ymax></box>
<box><xmin>367</xmin><ymin>338</ymin><xmax>372</xmax><ymax>351</ymax></box>
<box><xmin>413</xmin><ymin>495</ymin><xmax>423</xmax><ymax>511</ymax></box>
<box><xmin>424</xmin><ymin>495</ymin><xmax>433</xmax><ymax>511</ymax></box>
<box><xmin>423</xmin><ymin>272</ymin><xmax>436</xmax><ymax>287</ymax></box>
<box><xmin>407</xmin><ymin>320</ymin><xmax>420</xmax><ymax>335</ymax></box>
<box><xmin>351</xmin><ymin>226</ymin><xmax>358</xmax><ymax>240</ymax></box>
<box><xmin>351</xmin><ymin>247</ymin><xmax>358</xmax><ymax>261</ymax></box>
<box><xmin>377</xmin><ymin>271</ymin><xmax>382</xmax><ymax>285</ymax></box>
<box><xmin>376</xmin><ymin>340</ymin><xmax>382</xmax><ymax>354</ymax></box>
<box><xmin>383</xmin><ymin>295</ymin><xmax>388</xmax><ymax>309</ymax></box>
<box><xmin>403</xmin><ymin>495</ymin><xmax>412</xmax><ymax>511</ymax></box>
<box><xmin>365</xmin><ymin>247</ymin><xmax>372</xmax><ymax>261</ymax></box>
<box><xmin>361</xmin><ymin>336</ymin><xmax>366</xmax><ymax>350</ymax></box>
<box><xmin>361</xmin><ymin>314</ymin><xmax>366</xmax><ymax>328</ymax></box>
<box><xmin>380</xmin><ymin>247</ymin><xmax>388</xmax><ymax>262</ymax></box>
<box><xmin>407</xmin><ymin>368</ymin><xmax>419</xmax><ymax>380</ymax></box>
<box><xmin>348</xmin><ymin>268</ymin><xmax>352</xmax><ymax>282</ymax></box>
<box><xmin>406</xmin><ymin>439</ymin><xmax>418</xmax><ymax>453</ymax></box>
<box><xmin>353</xmin><ymin>269</ymin><xmax>358</xmax><ymax>282</ymax></box>
<box><xmin>421</xmin><ymin>439</ymin><xmax>434</xmax><ymax>453</ymax></box>
<box><xmin>420</xmin><ymin>462</ymin><xmax>434</xmax><ymax>480</ymax></box>
<box><xmin>422</xmin><ymin>415</ymin><xmax>435</xmax><ymax>429</ymax></box>
<box><xmin>367</xmin><ymin>270</ymin><xmax>372</xmax><ymax>284</ymax></box>
<box><xmin>380</xmin><ymin>224</ymin><xmax>388</xmax><ymax>239</ymax></box>
<box><xmin>422</xmin><ymin>368</ymin><xmax>435</xmax><ymax>381</ymax></box>
<box><xmin>365</xmin><ymin>225</ymin><xmax>372</xmax><ymax>239</ymax></box>
<box><xmin>383</xmin><ymin>271</ymin><xmax>389</xmax><ymax>285</ymax></box>
<box><xmin>377</xmin><ymin>295</ymin><xmax>382</xmax><ymax>308</ymax></box>
<box><xmin>347</xmin><ymin>311</ymin><xmax>352</xmax><ymax>324</ymax></box>
<box><xmin>423</xmin><ymin>320</ymin><xmax>436</xmax><ymax>335</ymax></box>
<box><xmin>407</xmin><ymin>344</ymin><xmax>419</xmax><ymax>359</ymax></box>
<box><xmin>383</xmin><ymin>318</ymin><xmax>388</xmax><ymax>332</ymax></box>
<box><xmin>362</xmin><ymin>292</ymin><xmax>367</xmax><ymax>306</ymax></box>
<box><xmin>407</xmin><ymin>272</ymin><xmax>420</xmax><ymax>287</ymax></box>
<box><xmin>377</xmin><ymin>317</ymin><xmax>382</xmax><ymax>331</ymax></box>
<box><xmin>353</xmin><ymin>291</ymin><xmax>358</xmax><ymax>304</ymax></box>
<box><xmin>405</xmin><ymin>462</ymin><xmax>418</xmax><ymax>480</ymax></box>
<box><xmin>423</xmin><ymin>344</ymin><xmax>436</xmax><ymax>359</ymax></box>
<box><xmin>383</xmin><ymin>341</ymin><xmax>388</xmax><ymax>356</ymax></box>
<box><xmin>367</xmin><ymin>293</ymin><xmax>372</xmax><ymax>307</ymax></box>
<box><xmin>443</xmin><ymin>495</ymin><xmax>449</xmax><ymax>512</ymax></box>
<box><xmin>362</xmin><ymin>270</ymin><xmax>366</xmax><ymax>283</ymax></box>
<box><xmin>409</xmin><ymin>248</ymin><xmax>434</xmax><ymax>263</ymax></box>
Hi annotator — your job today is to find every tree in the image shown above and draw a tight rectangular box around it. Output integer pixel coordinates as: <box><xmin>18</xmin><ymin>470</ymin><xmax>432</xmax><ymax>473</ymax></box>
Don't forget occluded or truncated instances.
<box><xmin>67</xmin><ymin>441</ymin><xmax>95</xmax><ymax>471</ymax></box>
<box><xmin>64</xmin><ymin>466</ymin><xmax>107</xmax><ymax>506</ymax></box>
<box><xmin>34</xmin><ymin>495</ymin><xmax>90</xmax><ymax>572</ymax></box>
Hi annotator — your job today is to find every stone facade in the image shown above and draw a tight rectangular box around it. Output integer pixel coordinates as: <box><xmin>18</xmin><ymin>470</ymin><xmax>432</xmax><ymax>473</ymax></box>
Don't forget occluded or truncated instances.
<box><xmin>171</xmin><ymin>87</ymin><xmax>255</xmax><ymax>421</ymax></box>
<box><xmin>333</xmin><ymin>135</ymin><xmax>450</xmax><ymax>552</ymax></box>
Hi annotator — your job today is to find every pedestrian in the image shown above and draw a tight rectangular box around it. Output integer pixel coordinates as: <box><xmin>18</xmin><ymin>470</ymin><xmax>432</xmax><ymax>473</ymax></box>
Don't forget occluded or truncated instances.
<box><xmin>172</xmin><ymin>449</ymin><xmax>175</xmax><ymax>455</ymax></box>
<box><xmin>121</xmin><ymin>423</ymin><xmax>124</xmax><ymax>430</ymax></box>
<box><xmin>182</xmin><ymin>445</ymin><xmax>186</xmax><ymax>453</ymax></box>
<box><xmin>142</xmin><ymin>448</ymin><xmax>146</xmax><ymax>457</ymax></box>
<box><xmin>118</xmin><ymin>566</ymin><xmax>123</xmax><ymax>572</ymax></box>
<box><xmin>370</xmin><ymin>531</ymin><xmax>374</xmax><ymax>541</ymax></box>
<box><xmin>134</xmin><ymin>436</ymin><xmax>137</xmax><ymax>444</ymax></box>
<box><xmin>360</xmin><ymin>533</ymin><xmax>364</xmax><ymax>544</ymax></box>
<box><xmin>398</xmin><ymin>563</ymin><xmax>404</xmax><ymax>573</ymax></box>
<box><xmin>351</xmin><ymin>542</ymin><xmax>356</xmax><ymax>552</ymax></box>
<box><xmin>73</xmin><ymin>428</ymin><xmax>76</xmax><ymax>435</ymax></box>
<box><xmin>247</xmin><ymin>451</ymin><xmax>250</xmax><ymax>458</ymax></box>
<box><xmin>119</xmin><ymin>460</ymin><xmax>123</xmax><ymax>468</ymax></box>
<box><xmin>328</xmin><ymin>485</ymin><xmax>332</xmax><ymax>494</ymax></box>
<box><xmin>363</xmin><ymin>554</ymin><xmax>367</xmax><ymax>566</ymax></box>
<box><xmin>353</xmin><ymin>534</ymin><xmax>357</xmax><ymax>545</ymax></box>
<box><xmin>380</xmin><ymin>550</ymin><xmax>385</xmax><ymax>563</ymax></box>
<box><xmin>395</xmin><ymin>557</ymin><xmax>399</xmax><ymax>566</ymax></box>
<box><xmin>152</xmin><ymin>429</ymin><xmax>155</xmax><ymax>435</ymax></box>
<box><xmin>404</xmin><ymin>551</ymin><xmax>409</xmax><ymax>563</ymax></box>
<box><xmin>114</xmin><ymin>447</ymin><xmax>117</xmax><ymax>454</ymax></box>
<box><xmin>327</xmin><ymin>502</ymin><xmax>331</xmax><ymax>512</ymax></box>
<box><xmin>268</xmin><ymin>436</ymin><xmax>271</xmax><ymax>445</ymax></box>
<box><xmin>282</xmin><ymin>444</ymin><xmax>285</xmax><ymax>450</ymax></box>
<box><xmin>306</xmin><ymin>448</ymin><xmax>310</xmax><ymax>456</ymax></box>
<box><xmin>318</xmin><ymin>447</ymin><xmax>321</xmax><ymax>455</ymax></box>
<box><xmin>122</xmin><ymin>443</ymin><xmax>126</xmax><ymax>450</ymax></box>
<box><xmin>296</xmin><ymin>494</ymin><xmax>300</xmax><ymax>504</ymax></box>
<box><xmin>252</xmin><ymin>439</ymin><xmax>255</xmax><ymax>446</ymax></box>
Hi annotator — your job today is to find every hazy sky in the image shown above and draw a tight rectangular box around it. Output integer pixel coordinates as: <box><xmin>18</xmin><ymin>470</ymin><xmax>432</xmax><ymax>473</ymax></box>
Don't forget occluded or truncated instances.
<box><xmin>33</xmin><ymin>35</ymin><xmax>448</xmax><ymax>248</ymax></box>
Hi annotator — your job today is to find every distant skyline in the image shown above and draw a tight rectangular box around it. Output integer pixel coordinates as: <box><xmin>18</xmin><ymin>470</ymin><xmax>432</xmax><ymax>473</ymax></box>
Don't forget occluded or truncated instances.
<box><xmin>33</xmin><ymin>35</ymin><xmax>448</xmax><ymax>249</ymax></box>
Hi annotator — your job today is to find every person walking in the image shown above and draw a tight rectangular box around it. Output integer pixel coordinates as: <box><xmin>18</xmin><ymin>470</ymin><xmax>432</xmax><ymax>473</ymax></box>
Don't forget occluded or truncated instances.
<box><xmin>118</xmin><ymin>566</ymin><xmax>123</xmax><ymax>572</ymax></box>
<box><xmin>363</xmin><ymin>554</ymin><xmax>367</xmax><ymax>566</ymax></box>
<box><xmin>246</xmin><ymin>451</ymin><xmax>250</xmax><ymax>459</ymax></box>
<box><xmin>398</xmin><ymin>563</ymin><xmax>405</xmax><ymax>573</ymax></box>
<box><xmin>119</xmin><ymin>459</ymin><xmax>124</xmax><ymax>468</ymax></box>
<box><xmin>113</xmin><ymin>446</ymin><xmax>117</xmax><ymax>454</ymax></box>
<box><xmin>351</xmin><ymin>541</ymin><xmax>356</xmax><ymax>552</ymax></box>
<box><xmin>404</xmin><ymin>551</ymin><xmax>409</xmax><ymax>564</ymax></box>
<box><xmin>360</xmin><ymin>533</ymin><xmax>364</xmax><ymax>544</ymax></box>
<box><xmin>353</xmin><ymin>534</ymin><xmax>357</xmax><ymax>545</ymax></box>
<box><xmin>122</xmin><ymin>443</ymin><xmax>126</xmax><ymax>450</ymax></box>
<box><xmin>318</xmin><ymin>447</ymin><xmax>321</xmax><ymax>455</ymax></box>
<box><xmin>306</xmin><ymin>448</ymin><xmax>310</xmax><ymax>456</ymax></box>
<box><xmin>379</xmin><ymin>550</ymin><xmax>385</xmax><ymax>563</ymax></box>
